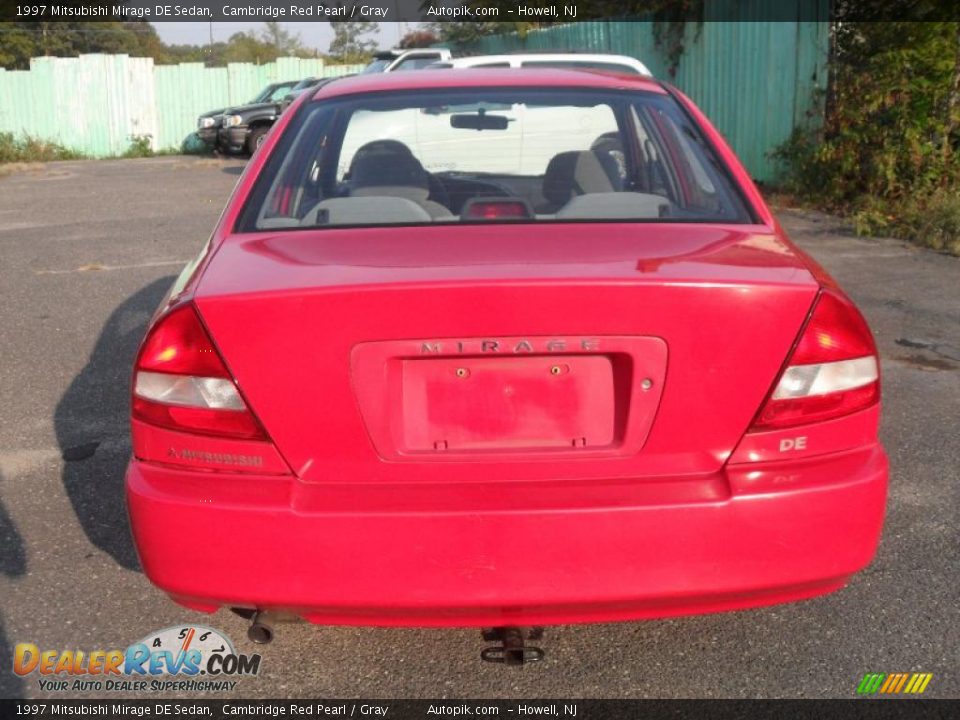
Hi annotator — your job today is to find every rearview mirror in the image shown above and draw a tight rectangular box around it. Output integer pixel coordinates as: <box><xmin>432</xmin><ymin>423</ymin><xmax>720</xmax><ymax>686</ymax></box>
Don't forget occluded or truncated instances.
<box><xmin>450</xmin><ymin>113</ymin><xmax>510</xmax><ymax>131</ymax></box>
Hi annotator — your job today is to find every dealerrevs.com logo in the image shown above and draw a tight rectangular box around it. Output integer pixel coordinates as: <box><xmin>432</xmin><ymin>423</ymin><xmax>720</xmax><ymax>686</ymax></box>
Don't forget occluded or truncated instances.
<box><xmin>13</xmin><ymin>625</ymin><xmax>261</xmax><ymax>693</ymax></box>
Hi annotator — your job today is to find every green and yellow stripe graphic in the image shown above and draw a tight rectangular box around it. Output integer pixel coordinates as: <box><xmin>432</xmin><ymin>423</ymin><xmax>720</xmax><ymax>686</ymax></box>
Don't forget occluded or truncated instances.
<box><xmin>857</xmin><ymin>672</ymin><xmax>933</xmax><ymax>695</ymax></box>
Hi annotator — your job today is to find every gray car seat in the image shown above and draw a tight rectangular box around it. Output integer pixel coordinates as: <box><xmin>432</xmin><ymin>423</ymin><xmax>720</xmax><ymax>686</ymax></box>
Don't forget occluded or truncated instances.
<box><xmin>591</xmin><ymin>133</ymin><xmax>628</xmax><ymax>191</ymax></box>
<box><xmin>539</xmin><ymin>150</ymin><xmax>618</xmax><ymax>212</ymax></box>
<box><xmin>347</xmin><ymin>140</ymin><xmax>452</xmax><ymax>219</ymax></box>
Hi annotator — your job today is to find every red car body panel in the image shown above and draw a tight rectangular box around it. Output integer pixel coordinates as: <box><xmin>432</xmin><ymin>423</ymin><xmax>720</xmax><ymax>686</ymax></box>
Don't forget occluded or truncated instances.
<box><xmin>190</xmin><ymin>225</ymin><xmax>819</xmax><ymax>484</ymax></box>
<box><xmin>127</xmin><ymin>444</ymin><xmax>886</xmax><ymax>626</ymax></box>
<box><xmin>126</xmin><ymin>70</ymin><xmax>888</xmax><ymax>627</ymax></box>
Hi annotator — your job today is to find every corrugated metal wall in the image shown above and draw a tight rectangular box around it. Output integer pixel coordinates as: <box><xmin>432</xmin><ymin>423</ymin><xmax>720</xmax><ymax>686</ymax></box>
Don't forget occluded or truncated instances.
<box><xmin>0</xmin><ymin>55</ymin><xmax>364</xmax><ymax>156</ymax></box>
<box><xmin>452</xmin><ymin>4</ymin><xmax>830</xmax><ymax>181</ymax></box>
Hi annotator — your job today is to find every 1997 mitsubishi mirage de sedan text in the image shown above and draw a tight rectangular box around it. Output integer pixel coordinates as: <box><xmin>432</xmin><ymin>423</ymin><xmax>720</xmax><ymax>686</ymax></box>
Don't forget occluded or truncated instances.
<box><xmin>126</xmin><ymin>70</ymin><xmax>888</xmax><ymax>652</ymax></box>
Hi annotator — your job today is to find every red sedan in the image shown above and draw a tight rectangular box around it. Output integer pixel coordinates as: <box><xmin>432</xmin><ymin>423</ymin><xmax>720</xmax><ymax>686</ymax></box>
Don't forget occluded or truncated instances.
<box><xmin>126</xmin><ymin>70</ymin><xmax>887</xmax><ymax>646</ymax></box>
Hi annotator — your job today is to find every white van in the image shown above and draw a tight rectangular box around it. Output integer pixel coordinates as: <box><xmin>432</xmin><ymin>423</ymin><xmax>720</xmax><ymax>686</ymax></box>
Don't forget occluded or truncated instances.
<box><xmin>430</xmin><ymin>53</ymin><xmax>652</xmax><ymax>76</ymax></box>
<box><xmin>337</xmin><ymin>101</ymin><xmax>620</xmax><ymax>179</ymax></box>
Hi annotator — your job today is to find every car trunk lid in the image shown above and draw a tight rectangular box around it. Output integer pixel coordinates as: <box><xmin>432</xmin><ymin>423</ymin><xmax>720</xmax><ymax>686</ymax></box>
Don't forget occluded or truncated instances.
<box><xmin>195</xmin><ymin>223</ymin><xmax>818</xmax><ymax>483</ymax></box>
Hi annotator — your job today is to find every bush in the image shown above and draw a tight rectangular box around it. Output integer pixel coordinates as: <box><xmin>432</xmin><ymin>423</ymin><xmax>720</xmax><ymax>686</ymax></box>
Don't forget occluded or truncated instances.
<box><xmin>0</xmin><ymin>132</ymin><xmax>85</xmax><ymax>163</ymax></box>
<box><xmin>908</xmin><ymin>191</ymin><xmax>960</xmax><ymax>254</ymax></box>
<box><xmin>123</xmin><ymin>135</ymin><xmax>154</xmax><ymax>158</ymax></box>
<box><xmin>774</xmin><ymin>22</ymin><xmax>960</xmax><ymax>255</ymax></box>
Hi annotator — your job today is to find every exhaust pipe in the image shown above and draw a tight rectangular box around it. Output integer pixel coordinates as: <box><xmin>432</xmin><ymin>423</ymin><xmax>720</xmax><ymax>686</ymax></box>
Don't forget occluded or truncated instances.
<box><xmin>247</xmin><ymin>610</ymin><xmax>275</xmax><ymax>645</ymax></box>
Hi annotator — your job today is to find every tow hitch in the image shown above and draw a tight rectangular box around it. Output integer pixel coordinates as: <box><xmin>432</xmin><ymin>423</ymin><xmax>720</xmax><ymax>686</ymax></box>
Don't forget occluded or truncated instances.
<box><xmin>480</xmin><ymin>627</ymin><xmax>545</xmax><ymax>666</ymax></box>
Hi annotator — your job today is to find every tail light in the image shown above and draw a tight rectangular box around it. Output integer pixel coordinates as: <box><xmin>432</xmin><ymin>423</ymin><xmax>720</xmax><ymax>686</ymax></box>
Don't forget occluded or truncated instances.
<box><xmin>132</xmin><ymin>303</ymin><xmax>265</xmax><ymax>439</ymax></box>
<box><xmin>751</xmin><ymin>289</ymin><xmax>880</xmax><ymax>430</ymax></box>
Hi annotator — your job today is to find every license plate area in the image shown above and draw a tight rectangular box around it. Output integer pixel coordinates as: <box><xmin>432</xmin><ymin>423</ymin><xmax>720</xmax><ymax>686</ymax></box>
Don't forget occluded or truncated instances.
<box><xmin>401</xmin><ymin>356</ymin><xmax>614</xmax><ymax>452</ymax></box>
<box><xmin>351</xmin><ymin>336</ymin><xmax>668</xmax><ymax>461</ymax></box>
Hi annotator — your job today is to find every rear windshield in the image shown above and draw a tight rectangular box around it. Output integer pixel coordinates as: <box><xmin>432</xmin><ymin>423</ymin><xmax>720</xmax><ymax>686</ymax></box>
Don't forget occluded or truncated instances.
<box><xmin>237</xmin><ymin>88</ymin><xmax>752</xmax><ymax>232</ymax></box>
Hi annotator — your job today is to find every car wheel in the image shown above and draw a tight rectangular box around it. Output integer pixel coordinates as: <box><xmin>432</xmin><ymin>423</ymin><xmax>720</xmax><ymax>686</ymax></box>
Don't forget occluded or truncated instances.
<box><xmin>247</xmin><ymin>127</ymin><xmax>268</xmax><ymax>156</ymax></box>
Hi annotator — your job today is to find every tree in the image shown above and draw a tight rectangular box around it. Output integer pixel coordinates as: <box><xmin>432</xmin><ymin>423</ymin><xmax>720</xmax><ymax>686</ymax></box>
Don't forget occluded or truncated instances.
<box><xmin>398</xmin><ymin>29</ymin><xmax>438</xmax><ymax>49</ymax></box>
<box><xmin>328</xmin><ymin>21</ymin><xmax>379</xmax><ymax>63</ymax></box>
<box><xmin>0</xmin><ymin>23</ymin><xmax>37</xmax><ymax>69</ymax></box>
<box><xmin>220</xmin><ymin>30</ymin><xmax>279</xmax><ymax>64</ymax></box>
<box><xmin>0</xmin><ymin>21</ymin><xmax>166</xmax><ymax>70</ymax></box>
<box><xmin>259</xmin><ymin>21</ymin><xmax>305</xmax><ymax>56</ymax></box>
<box><xmin>428</xmin><ymin>22</ymin><xmax>522</xmax><ymax>47</ymax></box>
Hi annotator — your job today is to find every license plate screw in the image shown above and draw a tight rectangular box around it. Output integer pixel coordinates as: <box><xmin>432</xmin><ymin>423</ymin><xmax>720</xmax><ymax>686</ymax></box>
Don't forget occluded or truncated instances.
<box><xmin>456</xmin><ymin>367</ymin><xmax>470</xmax><ymax>378</ymax></box>
<box><xmin>550</xmin><ymin>364</ymin><xmax>569</xmax><ymax>376</ymax></box>
<box><xmin>641</xmin><ymin>378</ymin><xmax>654</xmax><ymax>391</ymax></box>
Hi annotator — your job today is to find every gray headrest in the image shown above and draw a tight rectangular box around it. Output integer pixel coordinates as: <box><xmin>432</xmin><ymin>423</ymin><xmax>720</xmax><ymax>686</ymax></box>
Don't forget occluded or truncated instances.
<box><xmin>349</xmin><ymin>140</ymin><xmax>428</xmax><ymax>190</ymax></box>
<box><xmin>542</xmin><ymin>150</ymin><xmax>616</xmax><ymax>207</ymax></box>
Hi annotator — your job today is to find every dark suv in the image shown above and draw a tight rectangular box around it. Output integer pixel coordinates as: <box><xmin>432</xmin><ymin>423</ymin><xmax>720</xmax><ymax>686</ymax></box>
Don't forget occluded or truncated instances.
<box><xmin>216</xmin><ymin>81</ymin><xmax>313</xmax><ymax>155</ymax></box>
<box><xmin>197</xmin><ymin>81</ymin><xmax>296</xmax><ymax>151</ymax></box>
<box><xmin>279</xmin><ymin>76</ymin><xmax>345</xmax><ymax>114</ymax></box>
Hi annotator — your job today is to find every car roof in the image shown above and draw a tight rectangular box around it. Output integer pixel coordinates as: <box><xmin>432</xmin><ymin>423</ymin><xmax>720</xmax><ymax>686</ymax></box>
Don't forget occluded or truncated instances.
<box><xmin>311</xmin><ymin>68</ymin><xmax>666</xmax><ymax>100</ymax></box>
<box><xmin>444</xmin><ymin>53</ymin><xmax>652</xmax><ymax>76</ymax></box>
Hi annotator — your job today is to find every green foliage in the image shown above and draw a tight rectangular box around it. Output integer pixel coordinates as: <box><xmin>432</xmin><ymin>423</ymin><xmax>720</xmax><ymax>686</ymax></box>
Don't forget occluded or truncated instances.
<box><xmin>259</xmin><ymin>22</ymin><xmax>304</xmax><ymax>56</ymax></box>
<box><xmin>212</xmin><ymin>24</ymin><xmax>313</xmax><ymax>65</ymax></box>
<box><xmin>328</xmin><ymin>21</ymin><xmax>378</xmax><ymax>63</ymax></box>
<box><xmin>651</xmin><ymin>1</ymin><xmax>704</xmax><ymax>77</ymax></box>
<box><xmin>430</xmin><ymin>2</ymin><xmax>702</xmax><ymax>78</ymax></box>
<box><xmin>0</xmin><ymin>132</ymin><xmax>85</xmax><ymax>163</ymax></box>
<box><xmin>122</xmin><ymin>135</ymin><xmax>154</xmax><ymax>158</ymax></box>
<box><xmin>775</xmin><ymin>22</ymin><xmax>960</xmax><ymax>255</ymax></box>
<box><xmin>398</xmin><ymin>29</ymin><xmax>439</xmax><ymax>49</ymax></box>
<box><xmin>0</xmin><ymin>21</ymin><xmax>165</xmax><ymax>70</ymax></box>
<box><xmin>429</xmin><ymin>22</ymin><xmax>537</xmax><ymax>47</ymax></box>
<box><xmin>0</xmin><ymin>21</ymin><xmax>316</xmax><ymax>69</ymax></box>
<box><xmin>120</xmin><ymin>135</ymin><xmax>180</xmax><ymax>158</ymax></box>
<box><xmin>0</xmin><ymin>23</ymin><xmax>38</xmax><ymax>69</ymax></box>
<box><xmin>911</xmin><ymin>191</ymin><xmax>960</xmax><ymax>254</ymax></box>
<box><xmin>428</xmin><ymin>1</ymin><xmax>703</xmax><ymax>43</ymax></box>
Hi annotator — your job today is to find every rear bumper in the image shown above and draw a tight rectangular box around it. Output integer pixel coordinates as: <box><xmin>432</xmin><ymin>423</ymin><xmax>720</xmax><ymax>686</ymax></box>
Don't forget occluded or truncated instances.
<box><xmin>126</xmin><ymin>446</ymin><xmax>888</xmax><ymax>627</ymax></box>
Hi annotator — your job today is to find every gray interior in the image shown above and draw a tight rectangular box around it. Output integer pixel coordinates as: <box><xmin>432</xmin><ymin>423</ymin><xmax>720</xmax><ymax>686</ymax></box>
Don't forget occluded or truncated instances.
<box><xmin>347</xmin><ymin>140</ymin><xmax>454</xmax><ymax>219</ymax></box>
<box><xmin>258</xmin><ymin>141</ymin><xmax>682</xmax><ymax>228</ymax></box>
<box><xmin>554</xmin><ymin>192</ymin><xmax>672</xmax><ymax>219</ymax></box>
<box><xmin>540</xmin><ymin>150</ymin><xmax>620</xmax><ymax>211</ymax></box>
<box><xmin>301</xmin><ymin>197</ymin><xmax>434</xmax><ymax>226</ymax></box>
<box><xmin>352</xmin><ymin>186</ymin><xmax>454</xmax><ymax>220</ymax></box>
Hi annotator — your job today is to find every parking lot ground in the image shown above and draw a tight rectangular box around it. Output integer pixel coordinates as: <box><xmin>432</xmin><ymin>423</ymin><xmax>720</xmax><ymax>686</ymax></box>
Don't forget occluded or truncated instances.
<box><xmin>0</xmin><ymin>157</ymin><xmax>957</xmax><ymax>699</ymax></box>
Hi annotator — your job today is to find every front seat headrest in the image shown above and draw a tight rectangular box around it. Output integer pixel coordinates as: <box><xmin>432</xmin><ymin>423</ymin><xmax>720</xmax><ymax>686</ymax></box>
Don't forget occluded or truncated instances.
<box><xmin>542</xmin><ymin>150</ymin><xmax>617</xmax><ymax>207</ymax></box>
<box><xmin>349</xmin><ymin>140</ymin><xmax>429</xmax><ymax>191</ymax></box>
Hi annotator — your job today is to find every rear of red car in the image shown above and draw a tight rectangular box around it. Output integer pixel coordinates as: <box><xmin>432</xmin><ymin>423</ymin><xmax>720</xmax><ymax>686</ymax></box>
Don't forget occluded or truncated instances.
<box><xmin>126</xmin><ymin>71</ymin><xmax>887</xmax><ymax>627</ymax></box>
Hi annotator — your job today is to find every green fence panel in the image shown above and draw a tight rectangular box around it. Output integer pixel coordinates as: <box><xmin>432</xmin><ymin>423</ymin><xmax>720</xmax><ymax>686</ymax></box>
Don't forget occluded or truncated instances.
<box><xmin>0</xmin><ymin>56</ymin><xmax>364</xmax><ymax>157</ymax></box>
<box><xmin>451</xmin><ymin>3</ymin><xmax>830</xmax><ymax>181</ymax></box>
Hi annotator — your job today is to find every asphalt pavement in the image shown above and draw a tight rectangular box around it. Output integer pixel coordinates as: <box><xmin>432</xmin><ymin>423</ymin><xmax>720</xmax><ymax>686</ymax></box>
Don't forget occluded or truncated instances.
<box><xmin>0</xmin><ymin>157</ymin><xmax>957</xmax><ymax>699</ymax></box>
